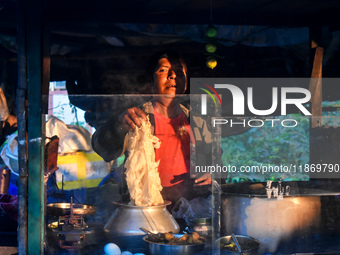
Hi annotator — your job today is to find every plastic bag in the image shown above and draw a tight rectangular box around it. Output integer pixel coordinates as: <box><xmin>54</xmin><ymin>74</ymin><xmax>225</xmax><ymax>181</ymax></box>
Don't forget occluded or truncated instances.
<box><xmin>171</xmin><ymin>195</ymin><xmax>212</xmax><ymax>226</ymax></box>
<box><xmin>0</xmin><ymin>131</ymin><xmax>18</xmax><ymax>176</ymax></box>
<box><xmin>45</xmin><ymin>116</ymin><xmax>92</xmax><ymax>154</ymax></box>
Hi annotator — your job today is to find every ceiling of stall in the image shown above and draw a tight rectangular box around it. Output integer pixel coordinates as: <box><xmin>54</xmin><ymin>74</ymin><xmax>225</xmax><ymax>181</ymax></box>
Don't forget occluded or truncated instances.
<box><xmin>1</xmin><ymin>0</ymin><xmax>340</xmax><ymax>27</ymax></box>
<box><xmin>47</xmin><ymin>0</ymin><xmax>340</xmax><ymax>27</ymax></box>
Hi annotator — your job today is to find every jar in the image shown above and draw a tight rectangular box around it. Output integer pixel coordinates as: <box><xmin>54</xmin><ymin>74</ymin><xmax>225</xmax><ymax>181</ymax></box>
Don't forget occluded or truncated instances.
<box><xmin>193</xmin><ymin>218</ymin><xmax>212</xmax><ymax>240</ymax></box>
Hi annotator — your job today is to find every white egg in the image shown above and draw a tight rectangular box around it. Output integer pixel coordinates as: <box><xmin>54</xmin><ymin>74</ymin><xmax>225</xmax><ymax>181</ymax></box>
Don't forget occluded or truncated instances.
<box><xmin>104</xmin><ymin>243</ymin><xmax>121</xmax><ymax>255</ymax></box>
<box><xmin>121</xmin><ymin>252</ymin><xmax>133</xmax><ymax>255</ymax></box>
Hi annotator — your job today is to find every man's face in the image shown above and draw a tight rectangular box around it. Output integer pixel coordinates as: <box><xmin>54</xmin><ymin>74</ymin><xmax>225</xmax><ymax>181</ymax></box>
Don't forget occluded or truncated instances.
<box><xmin>153</xmin><ymin>58</ymin><xmax>187</xmax><ymax>95</ymax></box>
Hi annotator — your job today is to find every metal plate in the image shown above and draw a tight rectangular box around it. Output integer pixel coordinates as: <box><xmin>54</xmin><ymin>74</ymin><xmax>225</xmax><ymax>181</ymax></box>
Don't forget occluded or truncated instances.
<box><xmin>46</xmin><ymin>203</ymin><xmax>96</xmax><ymax>216</ymax></box>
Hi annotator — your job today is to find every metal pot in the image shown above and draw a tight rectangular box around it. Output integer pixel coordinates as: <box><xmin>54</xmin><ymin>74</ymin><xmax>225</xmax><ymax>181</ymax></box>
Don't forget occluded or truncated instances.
<box><xmin>221</xmin><ymin>192</ymin><xmax>322</xmax><ymax>253</ymax></box>
<box><xmin>216</xmin><ymin>235</ymin><xmax>259</xmax><ymax>255</ymax></box>
<box><xmin>143</xmin><ymin>234</ymin><xmax>205</xmax><ymax>255</ymax></box>
<box><xmin>104</xmin><ymin>201</ymin><xmax>180</xmax><ymax>251</ymax></box>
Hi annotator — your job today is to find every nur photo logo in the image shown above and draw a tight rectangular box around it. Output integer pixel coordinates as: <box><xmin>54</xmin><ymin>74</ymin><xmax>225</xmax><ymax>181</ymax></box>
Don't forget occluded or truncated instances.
<box><xmin>199</xmin><ymin>83</ymin><xmax>311</xmax><ymax>117</ymax></box>
<box><xmin>199</xmin><ymin>83</ymin><xmax>222</xmax><ymax>115</ymax></box>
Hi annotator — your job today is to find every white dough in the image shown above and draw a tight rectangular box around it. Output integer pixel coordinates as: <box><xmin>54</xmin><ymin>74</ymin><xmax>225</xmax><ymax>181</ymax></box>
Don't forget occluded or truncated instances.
<box><xmin>125</xmin><ymin>117</ymin><xmax>164</xmax><ymax>206</ymax></box>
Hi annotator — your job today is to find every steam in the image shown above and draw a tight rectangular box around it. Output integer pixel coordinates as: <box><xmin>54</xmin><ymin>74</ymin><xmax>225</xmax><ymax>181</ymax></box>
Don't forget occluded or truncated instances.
<box><xmin>244</xmin><ymin>197</ymin><xmax>321</xmax><ymax>253</ymax></box>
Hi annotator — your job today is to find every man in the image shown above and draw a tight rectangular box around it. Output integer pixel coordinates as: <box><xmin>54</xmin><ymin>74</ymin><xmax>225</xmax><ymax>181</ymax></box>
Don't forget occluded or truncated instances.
<box><xmin>92</xmin><ymin>51</ymin><xmax>212</xmax><ymax>206</ymax></box>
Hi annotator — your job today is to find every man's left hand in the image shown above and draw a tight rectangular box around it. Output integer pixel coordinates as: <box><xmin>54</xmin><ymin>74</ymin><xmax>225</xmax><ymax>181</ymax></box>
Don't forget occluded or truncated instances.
<box><xmin>194</xmin><ymin>173</ymin><xmax>212</xmax><ymax>186</ymax></box>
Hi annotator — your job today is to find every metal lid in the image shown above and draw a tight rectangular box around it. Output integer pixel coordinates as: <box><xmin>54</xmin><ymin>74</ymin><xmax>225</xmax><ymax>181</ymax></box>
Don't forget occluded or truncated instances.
<box><xmin>46</xmin><ymin>203</ymin><xmax>96</xmax><ymax>216</ymax></box>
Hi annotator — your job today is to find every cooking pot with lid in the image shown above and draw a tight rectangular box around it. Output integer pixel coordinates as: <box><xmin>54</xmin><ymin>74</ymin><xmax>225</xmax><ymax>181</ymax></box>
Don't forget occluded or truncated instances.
<box><xmin>104</xmin><ymin>201</ymin><xmax>180</xmax><ymax>251</ymax></box>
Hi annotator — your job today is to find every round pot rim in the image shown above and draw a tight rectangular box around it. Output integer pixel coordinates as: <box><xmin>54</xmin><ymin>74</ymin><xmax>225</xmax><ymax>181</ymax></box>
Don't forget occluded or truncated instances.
<box><xmin>113</xmin><ymin>200</ymin><xmax>171</xmax><ymax>208</ymax></box>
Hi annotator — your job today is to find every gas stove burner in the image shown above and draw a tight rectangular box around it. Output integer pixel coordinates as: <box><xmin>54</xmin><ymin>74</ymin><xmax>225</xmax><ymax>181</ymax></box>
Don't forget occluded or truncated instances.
<box><xmin>58</xmin><ymin>214</ymin><xmax>85</xmax><ymax>232</ymax></box>
<box><xmin>48</xmin><ymin>217</ymin><xmax>93</xmax><ymax>249</ymax></box>
<box><xmin>46</xmin><ymin>198</ymin><xmax>96</xmax><ymax>249</ymax></box>
<box><xmin>47</xmin><ymin>217</ymin><xmax>93</xmax><ymax>249</ymax></box>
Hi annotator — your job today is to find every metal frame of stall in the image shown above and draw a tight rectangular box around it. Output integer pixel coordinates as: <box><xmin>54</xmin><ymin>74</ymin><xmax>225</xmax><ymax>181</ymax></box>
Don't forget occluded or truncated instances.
<box><xmin>17</xmin><ymin>0</ymin><xmax>48</xmax><ymax>253</ymax></box>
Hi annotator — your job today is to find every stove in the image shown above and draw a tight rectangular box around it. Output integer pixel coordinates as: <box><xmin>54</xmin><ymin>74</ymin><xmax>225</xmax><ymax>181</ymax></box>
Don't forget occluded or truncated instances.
<box><xmin>46</xmin><ymin>197</ymin><xmax>96</xmax><ymax>249</ymax></box>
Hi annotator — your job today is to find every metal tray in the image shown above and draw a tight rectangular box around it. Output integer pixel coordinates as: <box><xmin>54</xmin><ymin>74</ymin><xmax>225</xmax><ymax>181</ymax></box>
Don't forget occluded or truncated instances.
<box><xmin>46</xmin><ymin>203</ymin><xmax>96</xmax><ymax>216</ymax></box>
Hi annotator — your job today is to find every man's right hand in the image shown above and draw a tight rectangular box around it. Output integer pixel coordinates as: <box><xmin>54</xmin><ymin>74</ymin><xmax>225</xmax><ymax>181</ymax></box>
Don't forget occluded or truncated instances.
<box><xmin>122</xmin><ymin>107</ymin><xmax>147</xmax><ymax>131</ymax></box>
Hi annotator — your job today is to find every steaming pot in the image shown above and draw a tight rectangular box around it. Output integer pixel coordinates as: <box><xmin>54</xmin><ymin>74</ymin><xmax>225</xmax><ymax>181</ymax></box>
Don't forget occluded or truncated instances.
<box><xmin>104</xmin><ymin>201</ymin><xmax>180</xmax><ymax>251</ymax></box>
<box><xmin>221</xmin><ymin>192</ymin><xmax>321</xmax><ymax>254</ymax></box>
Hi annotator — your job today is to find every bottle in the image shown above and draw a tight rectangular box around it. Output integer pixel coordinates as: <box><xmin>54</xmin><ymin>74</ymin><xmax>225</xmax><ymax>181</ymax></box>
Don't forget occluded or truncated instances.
<box><xmin>0</xmin><ymin>168</ymin><xmax>10</xmax><ymax>194</ymax></box>
<box><xmin>193</xmin><ymin>218</ymin><xmax>212</xmax><ymax>244</ymax></box>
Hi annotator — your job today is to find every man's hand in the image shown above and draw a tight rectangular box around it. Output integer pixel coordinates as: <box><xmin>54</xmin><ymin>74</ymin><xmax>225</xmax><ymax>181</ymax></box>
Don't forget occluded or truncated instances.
<box><xmin>194</xmin><ymin>172</ymin><xmax>212</xmax><ymax>186</ymax></box>
<box><xmin>122</xmin><ymin>107</ymin><xmax>147</xmax><ymax>131</ymax></box>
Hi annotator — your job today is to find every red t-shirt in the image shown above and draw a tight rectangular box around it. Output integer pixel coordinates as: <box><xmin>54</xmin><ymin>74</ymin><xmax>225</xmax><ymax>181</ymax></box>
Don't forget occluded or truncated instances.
<box><xmin>154</xmin><ymin>109</ymin><xmax>191</xmax><ymax>187</ymax></box>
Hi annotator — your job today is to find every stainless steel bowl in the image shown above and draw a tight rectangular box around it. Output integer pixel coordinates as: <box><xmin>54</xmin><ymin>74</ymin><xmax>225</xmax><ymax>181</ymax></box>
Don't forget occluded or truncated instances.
<box><xmin>143</xmin><ymin>234</ymin><xmax>205</xmax><ymax>255</ymax></box>
<box><xmin>216</xmin><ymin>235</ymin><xmax>259</xmax><ymax>255</ymax></box>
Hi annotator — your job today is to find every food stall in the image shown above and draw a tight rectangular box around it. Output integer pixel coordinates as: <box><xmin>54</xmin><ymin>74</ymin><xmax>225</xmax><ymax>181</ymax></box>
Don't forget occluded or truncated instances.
<box><xmin>0</xmin><ymin>0</ymin><xmax>340</xmax><ymax>254</ymax></box>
